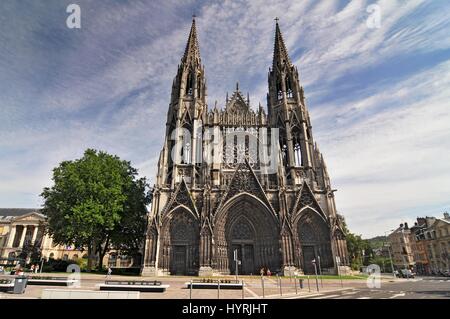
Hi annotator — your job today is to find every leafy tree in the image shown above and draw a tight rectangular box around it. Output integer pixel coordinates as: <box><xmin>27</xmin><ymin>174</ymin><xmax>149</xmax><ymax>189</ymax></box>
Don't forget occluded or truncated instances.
<box><xmin>340</xmin><ymin>215</ymin><xmax>372</xmax><ymax>270</ymax></box>
<box><xmin>369</xmin><ymin>256</ymin><xmax>393</xmax><ymax>273</ymax></box>
<box><xmin>41</xmin><ymin>149</ymin><xmax>151</xmax><ymax>270</ymax></box>
<box><xmin>18</xmin><ymin>239</ymin><xmax>42</xmax><ymax>264</ymax></box>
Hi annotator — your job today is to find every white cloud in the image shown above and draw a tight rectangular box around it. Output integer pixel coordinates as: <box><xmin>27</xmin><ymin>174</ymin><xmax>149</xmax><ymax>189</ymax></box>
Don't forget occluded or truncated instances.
<box><xmin>1</xmin><ymin>0</ymin><xmax>449</xmax><ymax>238</ymax></box>
<box><xmin>315</xmin><ymin>60</ymin><xmax>450</xmax><ymax>237</ymax></box>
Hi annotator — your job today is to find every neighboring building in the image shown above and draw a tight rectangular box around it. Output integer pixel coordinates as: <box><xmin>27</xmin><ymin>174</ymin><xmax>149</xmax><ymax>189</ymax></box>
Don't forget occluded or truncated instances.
<box><xmin>422</xmin><ymin>213</ymin><xmax>450</xmax><ymax>273</ymax></box>
<box><xmin>0</xmin><ymin>208</ymin><xmax>76</xmax><ymax>263</ymax></box>
<box><xmin>142</xmin><ymin>19</ymin><xmax>348</xmax><ymax>276</ymax></box>
<box><xmin>0</xmin><ymin>209</ymin><xmax>133</xmax><ymax>269</ymax></box>
<box><xmin>388</xmin><ymin>213</ymin><xmax>450</xmax><ymax>274</ymax></box>
<box><xmin>409</xmin><ymin>218</ymin><xmax>430</xmax><ymax>275</ymax></box>
<box><xmin>387</xmin><ymin>223</ymin><xmax>415</xmax><ymax>270</ymax></box>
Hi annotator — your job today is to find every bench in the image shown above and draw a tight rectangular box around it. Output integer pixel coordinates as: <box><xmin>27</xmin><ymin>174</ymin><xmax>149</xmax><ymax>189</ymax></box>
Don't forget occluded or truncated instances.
<box><xmin>27</xmin><ymin>276</ymin><xmax>78</xmax><ymax>286</ymax></box>
<box><xmin>99</xmin><ymin>280</ymin><xmax>169</xmax><ymax>292</ymax></box>
<box><xmin>186</xmin><ymin>279</ymin><xmax>244</xmax><ymax>290</ymax></box>
<box><xmin>42</xmin><ymin>289</ymin><xmax>140</xmax><ymax>299</ymax></box>
<box><xmin>0</xmin><ymin>279</ymin><xmax>14</xmax><ymax>292</ymax></box>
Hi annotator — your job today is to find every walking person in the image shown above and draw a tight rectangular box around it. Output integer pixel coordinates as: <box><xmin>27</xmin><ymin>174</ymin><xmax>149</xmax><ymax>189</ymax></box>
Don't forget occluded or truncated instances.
<box><xmin>30</xmin><ymin>264</ymin><xmax>35</xmax><ymax>274</ymax></box>
<box><xmin>35</xmin><ymin>264</ymin><xmax>40</xmax><ymax>273</ymax></box>
<box><xmin>106</xmin><ymin>267</ymin><xmax>112</xmax><ymax>279</ymax></box>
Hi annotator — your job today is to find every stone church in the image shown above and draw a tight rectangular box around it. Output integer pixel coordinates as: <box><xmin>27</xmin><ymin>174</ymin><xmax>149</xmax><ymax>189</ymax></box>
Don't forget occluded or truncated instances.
<box><xmin>142</xmin><ymin>19</ymin><xmax>349</xmax><ymax>276</ymax></box>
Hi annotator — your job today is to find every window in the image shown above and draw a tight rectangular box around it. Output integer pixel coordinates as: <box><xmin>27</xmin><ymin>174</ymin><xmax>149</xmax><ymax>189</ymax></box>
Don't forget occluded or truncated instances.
<box><xmin>285</xmin><ymin>76</ymin><xmax>293</xmax><ymax>98</ymax></box>
<box><xmin>49</xmin><ymin>252</ymin><xmax>55</xmax><ymax>259</ymax></box>
<box><xmin>184</xmin><ymin>142</ymin><xmax>191</xmax><ymax>164</ymax></box>
<box><xmin>185</xmin><ymin>72</ymin><xmax>193</xmax><ymax>96</ymax></box>
<box><xmin>63</xmin><ymin>254</ymin><xmax>69</xmax><ymax>261</ymax></box>
<box><xmin>233</xmin><ymin>135</ymin><xmax>238</xmax><ymax>164</ymax></box>
<box><xmin>276</xmin><ymin>79</ymin><xmax>283</xmax><ymax>100</ymax></box>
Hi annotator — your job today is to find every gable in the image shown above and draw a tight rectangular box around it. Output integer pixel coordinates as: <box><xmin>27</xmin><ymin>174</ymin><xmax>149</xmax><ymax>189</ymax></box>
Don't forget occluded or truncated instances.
<box><xmin>215</xmin><ymin>161</ymin><xmax>275</xmax><ymax>216</ymax></box>
<box><xmin>291</xmin><ymin>182</ymin><xmax>325</xmax><ymax>220</ymax></box>
<box><xmin>162</xmin><ymin>178</ymin><xmax>199</xmax><ymax>218</ymax></box>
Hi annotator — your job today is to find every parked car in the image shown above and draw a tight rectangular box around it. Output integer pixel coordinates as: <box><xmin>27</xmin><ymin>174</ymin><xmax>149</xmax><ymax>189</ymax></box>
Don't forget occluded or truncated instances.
<box><xmin>399</xmin><ymin>269</ymin><xmax>415</xmax><ymax>278</ymax></box>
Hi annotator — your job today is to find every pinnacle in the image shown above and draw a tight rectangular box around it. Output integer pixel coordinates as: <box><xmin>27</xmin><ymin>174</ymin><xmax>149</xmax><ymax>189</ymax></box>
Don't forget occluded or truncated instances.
<box><xmin>182</xmin><ymin>17</ymin><xmax>201</xmax><ymax>64</ymax></box>
<box><xmin>273</xmin><ymin>19</ymin><xmax>292</xmax><ymax>68</ymax></box>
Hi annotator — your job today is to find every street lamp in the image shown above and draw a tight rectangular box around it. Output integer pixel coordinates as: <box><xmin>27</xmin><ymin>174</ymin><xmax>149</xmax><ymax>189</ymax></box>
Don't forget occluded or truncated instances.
<box><xmin>384</xmin><ymin>230</ymin><xmax>396</xmax><ymax>278</ymax></box>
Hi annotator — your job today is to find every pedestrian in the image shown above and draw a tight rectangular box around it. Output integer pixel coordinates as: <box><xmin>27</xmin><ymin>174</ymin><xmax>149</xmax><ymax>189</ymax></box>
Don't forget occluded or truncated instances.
<box><xmin>260</xmin><ymin>267</ymin><xmax>264</xmax><ymax>277</ymax></box>
<box><xmin>30</xmin><ymin>264</ymin><xmax>35</xmax><ymax>273</ymax></box>
<box><xmin>106</xmin><ymin>267</ymin><xmax>112</xmax><ymax>279</ymax></box>
<box><xmin>267</xmin><ymin>268</ymin><xmax>271</xmax><ymax>276</ymax></box>
<box><xmin>35</xmin><ymin>264</ymin><xmax>40</xmax><ymax>273</ymax></box>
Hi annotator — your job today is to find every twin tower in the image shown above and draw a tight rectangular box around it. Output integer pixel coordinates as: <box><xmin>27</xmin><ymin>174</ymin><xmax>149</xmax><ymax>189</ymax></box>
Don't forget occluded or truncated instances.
<box><xmin>142</xmin><ymin>18</ymin><xmax>348</xmax><ymax>276</ymax></box>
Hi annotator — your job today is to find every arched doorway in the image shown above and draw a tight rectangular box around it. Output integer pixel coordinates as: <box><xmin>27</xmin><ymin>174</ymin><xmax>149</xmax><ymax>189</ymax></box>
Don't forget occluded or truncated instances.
<box><xmin>228</xmin><ymin>216</ymin><xmax>256</xmax><ymax>275</ymax></box>
<box><xmin>215</xmin><ymin>194</ymin><xmax>280</xmax><ymax>275</ymax></box>
<box><xmin>160</xmin><ymin>207</ymin><xmax>199</xmax><ymax>275</ymax></box>
<box><xmin>296</xmin><ymin>210</ymin><xmax>333</xmax><ymax>274</ymax></box>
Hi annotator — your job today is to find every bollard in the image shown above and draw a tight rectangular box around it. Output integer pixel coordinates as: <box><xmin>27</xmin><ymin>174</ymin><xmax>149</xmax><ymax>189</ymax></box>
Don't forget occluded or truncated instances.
<box><xmin>242</xmin><ymin>280</ymin><xmax>244</xmax><ymax>299</ymax></box>
<box><xmin>218</xmin><ymin>280</ymin><xmax>220</xmax><ymax>299</ymax></box>
<box><xmin>307</xmin><ymin>275</ymin><xmax>311</xmax><ymax>292</ymax></box>
<box><xmin>295</xmin><ymin>277</ymin><xmax>298</xmax><ymax>294</ymax></box>
<box><xmin>190</xmin><ymin>280</ymin><xmax>193</xmax><ymax>299</ymax></box>
<box><xmin>279</xmin><ymin>276</ymin><xmax>283</xmax><ymax>296</ymax></box>
<box><xmin>300</xmin><ymin>278</ymin><xmax>304</xmax><ymax>289</ymax></box>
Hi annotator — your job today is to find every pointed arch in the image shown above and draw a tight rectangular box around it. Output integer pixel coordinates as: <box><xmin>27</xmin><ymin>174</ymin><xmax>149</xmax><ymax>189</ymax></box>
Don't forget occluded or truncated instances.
<box><xmin>294</xmin><ymin>207</ymin><xmax>333</xmax><ymax>274</ymax></box>
<box><xmin>213</xmin><ymin>193</ymin><xmax>281</xmax><ymax>275</ymax></box>
<box><xmin>159</xmin><ymin>206</ymin><xmax>200</xmax><ymax>275</ymax></box>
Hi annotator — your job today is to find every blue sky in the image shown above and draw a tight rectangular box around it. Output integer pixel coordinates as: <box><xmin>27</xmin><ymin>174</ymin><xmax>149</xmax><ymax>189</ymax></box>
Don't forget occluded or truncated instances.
<box><xmin>1</xmin><ymin>0</ymin><xmax>450</xmax><ymax>238</ymax></box>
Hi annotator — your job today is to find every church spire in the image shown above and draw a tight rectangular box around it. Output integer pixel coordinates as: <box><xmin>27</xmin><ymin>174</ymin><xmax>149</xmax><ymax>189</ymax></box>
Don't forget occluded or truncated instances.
<box><xmin>182</xmin><ymin>17</ymin><xmax>201</xmax><ymax>65</ymax></box>
<box><xmin>273</xmin><ymin>19</ymin><xmax>292</xmax><ymax>69</ymax></box>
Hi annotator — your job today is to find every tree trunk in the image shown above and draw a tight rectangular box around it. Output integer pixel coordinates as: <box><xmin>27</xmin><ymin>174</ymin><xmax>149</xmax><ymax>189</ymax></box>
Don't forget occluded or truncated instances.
<box><xmin>97</xmin><ymin>237</ymin><xmax>110</xmax><ymax>271</ymax></box>
<box><xmin>87</xmin><ymin>245</ymin><xmax>94</xmax><ymax>272</ymax></box>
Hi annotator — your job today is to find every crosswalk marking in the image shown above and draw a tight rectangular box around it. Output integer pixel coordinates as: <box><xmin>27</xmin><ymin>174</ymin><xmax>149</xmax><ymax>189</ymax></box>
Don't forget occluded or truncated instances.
<box><xmin>389</xmin><ymin>293</ymin><xmax>406</xmax><ymax>299</ymax></box>
<box><xmin>314</xmin><ymin>294</ymin><xmax>341</xmax><ymax>299</ymax></box>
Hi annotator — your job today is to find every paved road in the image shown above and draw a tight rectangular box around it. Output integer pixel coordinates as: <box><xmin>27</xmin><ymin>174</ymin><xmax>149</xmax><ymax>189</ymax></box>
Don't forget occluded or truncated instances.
<box><xmin>286</xmin><ymin>277</ymin><xmax>450</xmax><ymax>299</ymax></box>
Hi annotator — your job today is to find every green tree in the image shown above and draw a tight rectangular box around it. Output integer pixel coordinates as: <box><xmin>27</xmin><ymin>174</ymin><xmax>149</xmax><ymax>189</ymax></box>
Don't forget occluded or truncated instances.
<box><xmin>340</xmin><ymin>215</ymin><xmax>372</xmax><ymax>270</ymax></box>
<box><xmin>41</xmin><ymin>149</ymin><xmax>151</xmax><ymax>270</ymax></box>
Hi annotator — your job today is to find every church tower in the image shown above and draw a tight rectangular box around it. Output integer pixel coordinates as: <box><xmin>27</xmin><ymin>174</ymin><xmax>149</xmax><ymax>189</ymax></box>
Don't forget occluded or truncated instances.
<box><xmin>142</xmin><ymin>19</ymin><xmax>349</xmax><ymax>277</ymax></box>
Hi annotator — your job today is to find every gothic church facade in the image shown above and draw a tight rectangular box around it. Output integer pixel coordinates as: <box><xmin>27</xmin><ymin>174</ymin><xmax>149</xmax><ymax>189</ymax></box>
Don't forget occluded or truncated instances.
<box><xmin>142</xmin><ymin>19</ymin><xmax>348</xmax><ymax>276</ymax></box>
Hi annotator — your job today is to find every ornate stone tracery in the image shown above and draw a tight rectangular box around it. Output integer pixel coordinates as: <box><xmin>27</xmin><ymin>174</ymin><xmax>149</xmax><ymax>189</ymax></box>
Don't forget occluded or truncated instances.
<box><xmin>142</xmin><ymin>18</ymin><xmax>349</xmax><ymax>277</ymax></box>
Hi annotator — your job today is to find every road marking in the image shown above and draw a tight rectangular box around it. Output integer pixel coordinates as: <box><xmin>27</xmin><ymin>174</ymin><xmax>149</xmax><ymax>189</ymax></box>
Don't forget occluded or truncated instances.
<box><xmin>389</xmin><ymin>293</ymin><xmax>406</xmax><ymax>299</ymax></box>
<box><xmin>314</xmin><ymin>294</ymin><xmax>341</xmax><ymax>299</ymax></box>
<box><xmin>342</xmin><ymin>291</ymin><xmax>358</xmax><ymax>295</ymax></box>
<box><xmin>244</xmin><ymin>286</ymin><xmax>259</xmax><ymax>298</ymax></box>
<box><xmin>357</xmin><ymin>297</ymin><xmax>371</xmax><ymax>299</ymax></box>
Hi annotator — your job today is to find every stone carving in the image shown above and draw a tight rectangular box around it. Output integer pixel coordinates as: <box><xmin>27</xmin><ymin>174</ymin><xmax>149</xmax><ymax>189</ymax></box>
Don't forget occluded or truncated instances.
<box><xmin>143</xmin><ymin>18</ymin><xmax>348</xmax><ymax>276</ymax></box>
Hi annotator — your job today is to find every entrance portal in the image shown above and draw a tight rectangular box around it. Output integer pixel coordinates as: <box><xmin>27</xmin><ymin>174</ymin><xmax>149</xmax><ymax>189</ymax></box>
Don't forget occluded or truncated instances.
<box><xmin>171</xmin><ymin>245</ymin><xmax>187</xmax><ymax>275</ymax></box>
<box><xmin>159</xmin><ymin>208</ymin><xmax>199</xmax><ymax>276</ymax></box>
<box><xmin>230</xmin><ymin>244</ymin><xmax>255</xmax><ymax>275</ymax></box>
<box><xmin>214</xmin><ymin>194</ymin><xmax>281</xmax><ymax>275</ymax></box>
<box><xmin>301</xmin><ymin>245</ymin><xmax>317</xmax><ymax>274</ymax></box>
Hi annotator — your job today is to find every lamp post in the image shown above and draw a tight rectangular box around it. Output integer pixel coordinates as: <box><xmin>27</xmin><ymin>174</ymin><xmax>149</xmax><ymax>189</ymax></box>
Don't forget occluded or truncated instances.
<box><xmin>317</xmin><ymin>255</ymin><xmax>323</xmax><ymax>287</ymax></box>
<box><xmin>233</xmin><ymin>249</ymin><xmax>239</xmax><ymax>282</ymax></box>
<box><xmin>312</xmin><ymin>259</ymin><xmax>319</xmax><ymax>291</ymax></box>
<box><xmin>384</xmin><ymin>230</ymin><xmax>396</xmax><ymax>278</ymax></box>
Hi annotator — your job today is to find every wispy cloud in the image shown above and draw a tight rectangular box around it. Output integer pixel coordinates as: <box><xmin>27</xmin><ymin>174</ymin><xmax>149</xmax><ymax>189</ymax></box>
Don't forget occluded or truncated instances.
<box><xmin>1</xmin><ymin>0</ymin><xmax>449</xmax><ymax>237</ymax></box>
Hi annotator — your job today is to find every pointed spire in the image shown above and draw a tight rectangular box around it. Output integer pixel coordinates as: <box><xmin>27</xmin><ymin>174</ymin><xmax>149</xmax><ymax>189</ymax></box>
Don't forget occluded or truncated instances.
<box><xmin>273</xmin><ymin>18</ymin><xmax>292</xmax><ymax>69</ymax></box>
<box><xmin>182</xmin><ymin>17</ymin><xmax>201</xmax><ymax>65</ymax></box>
